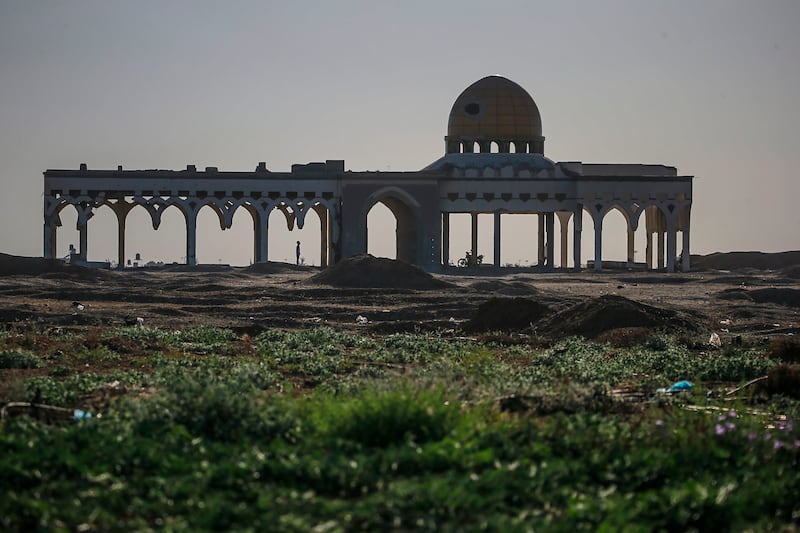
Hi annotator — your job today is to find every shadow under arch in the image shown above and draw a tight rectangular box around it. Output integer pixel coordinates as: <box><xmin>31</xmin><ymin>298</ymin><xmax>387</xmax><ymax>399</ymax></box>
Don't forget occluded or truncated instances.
<box><xmin>363</xmin><ymin>187</ymin><xmax>422</xmax><ymax>264</ymax></box>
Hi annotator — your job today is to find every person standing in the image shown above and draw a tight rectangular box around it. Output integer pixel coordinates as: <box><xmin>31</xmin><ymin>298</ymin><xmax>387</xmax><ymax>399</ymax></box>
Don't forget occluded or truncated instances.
<box><xmin>296</xmin><ymin>241</ymin><xmax>301</xmax><ymax>265</ymax></box>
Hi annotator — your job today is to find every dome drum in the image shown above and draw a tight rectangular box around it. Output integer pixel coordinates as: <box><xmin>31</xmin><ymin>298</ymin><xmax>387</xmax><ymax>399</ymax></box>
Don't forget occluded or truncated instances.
<box><xmin>446</xmin><ymin>136</ymin><xmax>544</xmax><ymax>155</ymax></box>
<box><xmin>446</xmin><ymin>75</ymin><xmax>545</xmax><ymax>155</ymax></box>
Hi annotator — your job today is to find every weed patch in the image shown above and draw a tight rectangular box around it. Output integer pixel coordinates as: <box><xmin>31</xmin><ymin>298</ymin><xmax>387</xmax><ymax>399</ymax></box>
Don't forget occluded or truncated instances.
<box><xmin>0</xmin><ymin>349</ymin><xmax>41</xmax><ymax>369</ymax></box>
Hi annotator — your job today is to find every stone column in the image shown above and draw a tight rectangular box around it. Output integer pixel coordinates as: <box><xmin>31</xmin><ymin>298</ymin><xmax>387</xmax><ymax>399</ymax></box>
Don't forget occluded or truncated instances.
<box><xmin>186</xmin><ymin>211</ymin><xmax>198</xmax><ymax>266</ymax></box>
<box><xmin>43</xmin><ymin>220</ymin><xmax>56</xmax><ymax>259</ymax></box>
<box><xmin>78</xmin><ymin>220</ymin><xmax>88</xmax><ymax>262</ymax></box>
<box><xmin>442</xmin><ymin>212</ymin><xmax>450</xmax><ymax>267</ymax></box>
<box><xmin>254</xmin><ymin>211</ymin><xmax>269</xmax><ymax>263</ymax></box>
<box><xmin>593</xmin><ymin>215</ymin><xmax>603</xmax><ymax>272</ymax></box>
<box><xmin>627</xmin><ymin>226</ymin><xmax>635</xmax><ymax>265</ymax></box>
<box><xmin>572</xmin><ymin>207</ymin><xmax>582</xmax><ymax>271</ymax></box>
<box><xmin>646</xmin><ymin>231</ymin><xmax>653</xmax><ymax>269</ymax></box>
<box><xmin>109</xmin><ymin>201</ymin><xmax>134</xmax><ymax>269</ymax></box>
<box><xmin>470</xmin><ymin>212</ymin><xmax>478</xmax><ymax>266</ymax></box>
<box><xmin>557</xmin><ymin>212</ymin><xmax>572</xmax><ymax>269</ymax></box>
<box><xmin>681</xmin><ymin>208</ymin><xmax>691</xmax><ymax>272</ymax></box>
<box><xmin>318</xmin><ymin>207</ymin><xmax>329</xmax><ymax>267</ymax></box>
<box><xmin>493</xmin><ymin>211</ymin><xmax>501</xmax><ymax>267</ymax></box>
<box><xmin>666</xmin><ymin>218</ymin><xmax>677</xmax><ymax>273</ymax></box>
<box><xmin>657</xmin><ymin>231</ymin><xmax>665</xmax><ymax>270</ymax></box>
<box><xmin>545</xmin><ymin>212</ymin><xmax>555</xmax><ymax>268</ymax></box>
<box><xmin>537</xmin><ymin>213</ymin><xmax>545</xmax><ymax>265</ymax></box>
<box><xmin>116</xmin><ymin>217</ymin><xmax>126</xmax><ymax>268</ymax></box>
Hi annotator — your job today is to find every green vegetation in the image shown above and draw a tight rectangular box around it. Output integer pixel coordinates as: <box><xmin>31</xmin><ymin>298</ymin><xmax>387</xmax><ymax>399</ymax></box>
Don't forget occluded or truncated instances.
<box><xmin>0</xmin><ymin>349</ymin><xmax>42</xmax><ymax>369</ymax></box>
<box><xmin>1</xmin><ymin>325</ymin><xmax>799</xmax><ymax>531</ymax></box>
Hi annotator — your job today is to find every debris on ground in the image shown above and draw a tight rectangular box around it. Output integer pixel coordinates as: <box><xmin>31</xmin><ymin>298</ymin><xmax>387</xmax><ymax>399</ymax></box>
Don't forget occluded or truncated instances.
<box><xmin>709</xmin><ymin>332</ymin><xmax>722</xmax><ymax>348</ymax></box>
<box><xmin>657</xmin><ymin>380</ymin><xmax>693</xmax><ymax>393</ymax></box>
<box><xmin>1</xmin><ymin>402</ymin><xmax>88</xmax><ymax>424</ymax></box>
<box><xmin>356</xmin><ymin>315</ymin><xmax>368</xmax><ymax>325</ymax></box>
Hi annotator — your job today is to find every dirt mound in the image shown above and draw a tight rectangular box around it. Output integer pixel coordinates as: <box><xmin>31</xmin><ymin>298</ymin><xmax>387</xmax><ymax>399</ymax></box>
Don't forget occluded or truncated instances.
<box><xmin>692</xmin><ymin>251</ymin><xmax>800</xmax><ymax>271</ymax></box>
<box><xmin>747</xmin><ymin>288</ymin><xmax>800</xmax><ymax>308</ymax></box>
<box><xmin>464</xmin><ymin>297</ymin><xmax>551</xmax><ymax>332</ymax></box>
<box><xmin>717</xmin><ymin>287</ymin><xmax>800</xmax><ymax>308</ymax></box>
<box><xmin>543</xmin><ymin>295</ymin><xmax>696</xmax><ymax>339</ymax></box>
<box><xmin>156</xmin><ymin>264</ymin><xmax>233</xmax><ymax>273</ymax></box>
<box><xmin>0</xmin><ymin>253</ymin><xmax>113</xmax><ymax>280</ymax></box>
<box><xmin>244</xmin><ymin>262</ymin><xmax>314</xmax><ymax>275</ymax></box>
<box><xmin>307</xmin><ymin>254</ymin><xmax>452</xmax><ymax>290</ymax></box>
<box><xmin>782</xmin><ymin>265</ymin><xmax>800</xmax><ymax>279</ymax></box>
<box><xmin>468</xmin><ymin>280</ymin><xmax>539</xmax><ymax>296</ymax></box>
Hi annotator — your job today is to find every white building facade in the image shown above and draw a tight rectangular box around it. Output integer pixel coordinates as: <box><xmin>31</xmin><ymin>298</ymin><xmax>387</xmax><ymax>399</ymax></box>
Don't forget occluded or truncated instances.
<box><xmin>43</xmin><ymin>76</ymin><xmax>692</xmax><ymax>272</ymax></box>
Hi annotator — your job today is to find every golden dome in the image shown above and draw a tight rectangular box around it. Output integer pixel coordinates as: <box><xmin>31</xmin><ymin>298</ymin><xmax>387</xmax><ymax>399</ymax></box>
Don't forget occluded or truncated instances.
<box><xmin>446</xmin><ymin>76</ymin><xmax>544</xmax><ymax>154</ymax></box>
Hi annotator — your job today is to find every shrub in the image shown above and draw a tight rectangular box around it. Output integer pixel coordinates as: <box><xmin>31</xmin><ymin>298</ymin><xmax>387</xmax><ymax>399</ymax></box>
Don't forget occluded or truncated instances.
<box><xmin>0</xmin><ymin>349</ymin><xmax>42</xmax><ymax>369</ymax></box>
<box><xmin>131</xmin><ymin>367</ymin><xmax>294</xmax><ymax>443</ymax></box>
<box><xmin>319</xmin><ymin>386</ymin><xmax>460</xmax><ymax>447</ymax></box>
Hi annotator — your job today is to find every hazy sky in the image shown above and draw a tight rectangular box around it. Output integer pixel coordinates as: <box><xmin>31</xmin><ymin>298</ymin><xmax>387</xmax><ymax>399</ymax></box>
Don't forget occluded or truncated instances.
<box><xmin>1</xmin><ymin>1</ymin><xmax>798</xmax><ymax>266</ymax></box>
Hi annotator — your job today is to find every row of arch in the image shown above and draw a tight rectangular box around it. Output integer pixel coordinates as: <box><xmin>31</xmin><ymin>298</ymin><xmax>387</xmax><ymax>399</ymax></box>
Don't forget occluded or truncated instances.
<box><xmin>446</xmin><ymin>138</ymin><xmax>545</xmax><ymax>155</ymax></box>
<box><xmin>43</xmin><ymin>195</ymin><xmax>338</xmax><ymax>268</ymax></box>
<box><xmin>44</xmin><ymin>193</ymin><xmax>690</xmax><ymax>272</ymax></box>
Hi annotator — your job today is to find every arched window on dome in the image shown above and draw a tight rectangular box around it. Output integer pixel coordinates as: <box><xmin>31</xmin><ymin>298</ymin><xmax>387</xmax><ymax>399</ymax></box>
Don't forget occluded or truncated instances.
<box><xmin>490</xmin><ymin>141</ymin><xmax>500</xmax><ymax>154</ymax></box>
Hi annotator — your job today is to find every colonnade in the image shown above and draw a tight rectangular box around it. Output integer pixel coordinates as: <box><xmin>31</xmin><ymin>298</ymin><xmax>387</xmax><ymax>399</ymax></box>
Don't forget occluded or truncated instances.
<box><xmin>441</xmin><ymin>202</ymin><xmax>690</xmax><ymax>272</ymax></box>
<box><xmin>43</xmin><ymin>195</ymin><xmax>338</xmax><ymax>268</ymax></box>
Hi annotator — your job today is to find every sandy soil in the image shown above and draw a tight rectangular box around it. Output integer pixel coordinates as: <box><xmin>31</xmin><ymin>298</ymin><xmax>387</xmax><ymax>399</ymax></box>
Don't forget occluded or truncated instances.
<box><xmin>0</xmin><ymin>259</ymin><xmax>797</xmax><ymax>341</ymax></box>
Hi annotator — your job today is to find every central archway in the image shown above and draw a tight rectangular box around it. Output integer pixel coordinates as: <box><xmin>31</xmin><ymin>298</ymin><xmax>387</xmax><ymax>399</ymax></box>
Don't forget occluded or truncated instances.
<box><xmin>364</xmin><ymin>187</ymin><xmax>421</xmax><ymax>264</ymax></box>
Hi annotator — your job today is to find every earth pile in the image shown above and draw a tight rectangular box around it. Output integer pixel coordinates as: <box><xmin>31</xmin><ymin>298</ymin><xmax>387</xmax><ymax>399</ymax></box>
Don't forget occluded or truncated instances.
<box><xmin>543</xmin><ymin>295</ymin><xmax>697</xmax><ymax>339</ymax></box>
<box><xmin>308</xmin><ymin>254</ymin><xmax>452</xmax><ymax>290</ymax></box>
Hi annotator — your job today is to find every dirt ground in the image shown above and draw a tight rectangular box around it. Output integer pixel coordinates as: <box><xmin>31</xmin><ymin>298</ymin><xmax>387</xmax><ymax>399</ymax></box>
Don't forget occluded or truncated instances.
<box><xmin>0</xmin><ymin>253</ymin><xmax>798</xmax><ymax>341</ymax></box>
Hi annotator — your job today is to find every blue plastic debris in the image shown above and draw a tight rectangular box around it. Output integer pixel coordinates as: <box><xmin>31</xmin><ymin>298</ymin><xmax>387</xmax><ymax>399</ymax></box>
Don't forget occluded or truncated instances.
<box><xmin>73</xmin><ymin>409</ymin><xmax>92</xmax><ymax>420</ymax></box>
<box><xmin>668</xmin><ymin>380</ymin><xmax>693</xmax><ymax>391</ymax></box>
<box><xmin>656</xmin><ymin>380</ymin><xmax>693</xmax><ymax>393</ymax></box>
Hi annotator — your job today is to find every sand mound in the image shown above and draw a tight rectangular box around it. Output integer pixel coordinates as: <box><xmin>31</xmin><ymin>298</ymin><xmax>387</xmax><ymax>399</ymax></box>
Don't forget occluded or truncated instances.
<box><xmin>469</xmin><ymin>280</ymin><xmax>539</xmax><ymax>296</ymax></box>
<box><xmin>0</xmin><ymin>253</ymin><xmax>112</xmax><ymax>280</ymax></box>
<box><xmin>464</xmin><ymin>297</ymin><xmax>551</xmax><ymax>332</ymax></box>
<box><xmin>543</xmin><ymin>295</ymin><xmax>695</xmax><ymax>339</ymax></box>
<box><xmin>692</xmin><ymin>251</ymin><xmax>800</xmax><ymax>271</ymax></box>
<box><xmin>244</xmin><ymin>262</ymin><xmax>313</xmax><ymax>275</ymax></box>
<box><xmin>718</xmin><ymin>288</ymin><xmax>800</xmax><ymax>309</ymax></box>
<box><xmin>150</xmin><ymin>264</ymin><xmax>233</xmax><ymax>273</ymax></box>
<box><xmin>307</xmin><ymin>254</ymin><xmax>452</xmax><ymax>289</ymax></box>
<box><xmin>782</xmin><ymin>265</ymin><xmax>800</xmax><ymax>280</ymax></box>
<box><xmin>717</xmin><ymin>287</ymin><xmax>800</xmax><ymax>308</ymax></box>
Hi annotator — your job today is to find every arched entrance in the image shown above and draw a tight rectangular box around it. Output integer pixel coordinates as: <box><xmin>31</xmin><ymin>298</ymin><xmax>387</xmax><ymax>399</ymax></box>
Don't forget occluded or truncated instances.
<box><xmin>365</xmin><ymin>188</ymin><xmax>421</xmax><ymax>264</ymax></box>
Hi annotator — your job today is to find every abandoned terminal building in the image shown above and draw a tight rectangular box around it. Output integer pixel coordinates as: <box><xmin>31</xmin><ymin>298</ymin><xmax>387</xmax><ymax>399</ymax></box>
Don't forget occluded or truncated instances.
<box><xmin>43</xmin><ymin>76</ymin><xmax>693</xmax><ymax>272</ymax></box>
